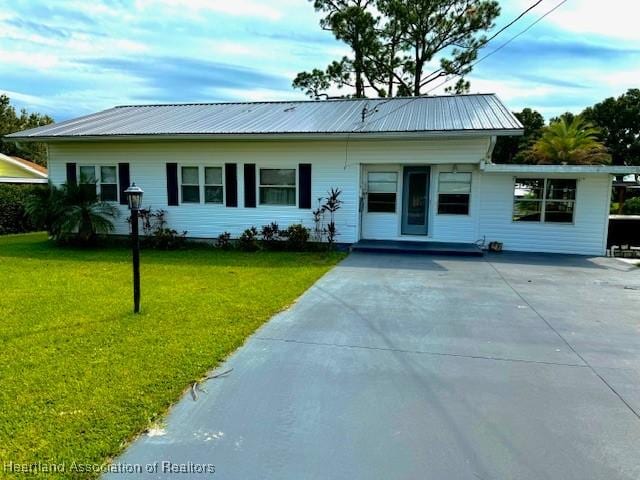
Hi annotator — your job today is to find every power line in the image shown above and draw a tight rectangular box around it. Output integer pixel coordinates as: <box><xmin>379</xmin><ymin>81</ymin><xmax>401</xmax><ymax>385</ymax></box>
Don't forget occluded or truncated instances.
<box><xmin>362</xmin><ymin>0</ymin><xmax>545</xmax><ymax>121</ymax></box>
<box><xmin>420</xmin><ymin>0</ymin><xmax>543</xmax><ymax>87</ymax></box>
<box><xmin>425</xmin><ymin>0</ymin><xmax>568</xmax><ymax>94</ymax></box>
<box><xmin>361</xmin><ymin>0</ymin><xmax>568</xmax><ymax>128</ymax></box>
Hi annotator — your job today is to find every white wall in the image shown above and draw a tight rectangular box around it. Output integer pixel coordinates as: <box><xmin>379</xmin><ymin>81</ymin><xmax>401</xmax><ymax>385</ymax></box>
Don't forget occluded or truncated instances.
<box><xmin>49</xmin><ymin>141</ymin><xmax>360</xmax><ymax>242</ymax></box>
<box><xmin>49</xmin><ymin>137</ymin><xmax>492</xmax><ymax>244</ymax></box>
<box><xmin>478</xmin><ymin>173</ymin><xmax>612</xmax><ymax>255</ymax></box>
<box><xmin>49</xmin><ymin>140</ymin><xmax>612</xmax><ymax>255</ymax></box>
<box><xmin>360</xmin><ymin>164</ymin><xmax>482</xmax><ymax>243</ymax></box>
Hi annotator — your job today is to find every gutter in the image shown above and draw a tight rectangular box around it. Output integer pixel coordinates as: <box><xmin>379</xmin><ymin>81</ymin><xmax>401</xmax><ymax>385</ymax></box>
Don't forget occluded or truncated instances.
<box><xmin>0</xmin><ymin>177</ymin><xmax>48</xmax><ymax>184</ymax></box>
<box><xmin>479</xmin><ymin>162</ymin><xmax>640</xmax><ymax>175</ymax></box>
<box><xmin>5</xmin><ymin>129</ymin><xmax>524</xmax><ymax>143</ymax></box>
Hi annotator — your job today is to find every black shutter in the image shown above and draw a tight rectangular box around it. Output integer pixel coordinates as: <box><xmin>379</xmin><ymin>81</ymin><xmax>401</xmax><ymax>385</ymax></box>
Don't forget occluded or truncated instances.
<box><xmin>166</xmin><ymin>163</ymin><xmax>179</xmax><ymax>206</ymax></box>
<box><xmin>66</xmin><ymin>163</ymin><xmax>77</xmax><ymax>185</ymax></box>
<box><xmin>299</xmin><ymin>163</ymin><xmax>312</xmax><ymax>209</ymax></box>
<box><xmin>118</xmin><ymin>163</ymin><xmax>130</xmax><ymax>205</ymax></box>
<box><xmin>225</xmin><ymin>163</ymin><xmax>238</xmax><ymax>207</ymax></box>
<box><xmin>243</xmin><ymin>164</ymin><xmax>256</xmax><ymax>208</ymax></box>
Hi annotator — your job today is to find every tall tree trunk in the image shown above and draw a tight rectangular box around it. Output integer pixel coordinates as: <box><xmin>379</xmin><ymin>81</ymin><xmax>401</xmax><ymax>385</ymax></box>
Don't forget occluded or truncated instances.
<box><xmin>354</xmin><ymin>33</ymin><xmax>364</xmax><ymax>97</ymax></box>
<box><xmin>413</xmin><ymin>42</ymin><xmax>422</xmax><ymax>96</ymax></box>
<box><xmin>387</xmin><ymin>46</ymin><xmax>395</xmax><ymax>97</ymax></box>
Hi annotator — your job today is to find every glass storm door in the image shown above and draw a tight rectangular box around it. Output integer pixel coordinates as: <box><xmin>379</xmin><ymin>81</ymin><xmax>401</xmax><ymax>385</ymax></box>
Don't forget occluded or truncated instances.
<box><xmin>401</xmin><ymin>167</ymin><xmax>430</xmax><ymax>235</ymax></box>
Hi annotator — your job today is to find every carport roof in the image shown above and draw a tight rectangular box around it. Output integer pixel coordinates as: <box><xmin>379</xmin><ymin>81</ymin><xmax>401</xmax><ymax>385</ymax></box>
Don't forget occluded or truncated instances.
<box><xmin>5</xmin><ymin>94</ymin><xmax>523</xmax><ymax>142</ymax></box>
<box><xmin>481</xmin><ymin>162</ymin><xmax>640</xmax><ymax>174</ymax></box>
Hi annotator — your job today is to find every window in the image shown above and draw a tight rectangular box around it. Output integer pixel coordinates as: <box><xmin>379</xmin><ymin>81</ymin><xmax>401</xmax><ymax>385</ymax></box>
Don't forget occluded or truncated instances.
<box><xmin>367</xmin><ymin>172</ymin><xmax>397</xmax><ymax>213</ymax></box>
<box><xmin>79</xmin><ymin>165</ymin><xmax>97</xmax><ymax>197</ymax></box>
<box><xmin>204</xmin><ymin>167</ymin><xmax>223</xmax><ymax>204</ymax></box>
<box><xmin>513</xmin><ymin>178</ymin><xmax>576</xmax><ymax>223</ymax></box>
<box><xmin>100</xmin><ymin>166</ymin><xmax>118</xmax><ymax>202</ymax></box>
<box><xmin>181</xmin><ymin>166</ymin><xmax>200</xmax><ymax>203</ymax></box>
<box><xmin>259</xmin><ymin>168</ymin><xmax>296</xmax><ymax>205</ymax></box>
<box><xmin>438</xmin><ymin>172</ymin><xmax>471</xmax><ymax>214</ymax></box>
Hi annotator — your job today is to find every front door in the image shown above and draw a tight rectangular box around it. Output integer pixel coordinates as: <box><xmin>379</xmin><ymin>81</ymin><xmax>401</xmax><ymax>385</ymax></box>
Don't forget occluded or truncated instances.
<box><xmin>401</xmin><ymin>167</ymin><xmax>430</xmax><ymax>235</ymax></box>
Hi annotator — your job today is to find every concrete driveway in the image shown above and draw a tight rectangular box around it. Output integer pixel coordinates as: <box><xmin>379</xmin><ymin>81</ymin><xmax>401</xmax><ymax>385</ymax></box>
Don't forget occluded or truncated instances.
<box><xmin>106</xmin><ymin>252</ymin><xmax>640</xmax><ymax>480</ymax></box>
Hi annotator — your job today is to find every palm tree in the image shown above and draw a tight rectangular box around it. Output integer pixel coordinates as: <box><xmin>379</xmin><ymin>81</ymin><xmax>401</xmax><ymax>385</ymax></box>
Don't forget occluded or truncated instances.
<box><xmin>26</xmin><ymin>181</ymin><xmax>118</xmax><ymax>244</ymax></box>
<box><xmin>527</xmin><ymin>117</ymin><xmax>611</xmax><ymax>165</ymax></box>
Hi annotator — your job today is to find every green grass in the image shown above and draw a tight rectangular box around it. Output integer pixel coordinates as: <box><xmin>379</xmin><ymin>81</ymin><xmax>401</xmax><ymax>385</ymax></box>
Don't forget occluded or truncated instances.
<box><xmin>0</xmin><ymin>233</ymin><xmax>344</xmax><ymax>479</ymax></box>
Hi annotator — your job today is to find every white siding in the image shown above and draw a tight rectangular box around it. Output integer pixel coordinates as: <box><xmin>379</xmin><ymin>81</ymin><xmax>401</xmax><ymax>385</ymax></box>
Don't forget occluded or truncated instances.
<box><xmin>48</xmin><ymin>140</ymin><xmax>613</xmax><ymax>255</ymax></box>
<box><xmin>430</xmin><ymin>165</ymin><xmax>480</xmax><ymax>243</ymax></box>
<box><xmin>478</xmin><ymin>173</ymin><xmax>611</xmax><ymax>255</ymax></box>
<box><xmin>347</xmin><ymin>137</ymin><xmax>490</xmax><ymax>165</ymax></box>
<box><xmin>361</xmin><ymin>164</ymin><xmax>482</xmax><ymax>243</ymax></box>
<box><xmin>49</xmin><ymin>141</ymin><xmax>360</xmax><ymax>243</ymax></box>
<box><xmin>49</xmin><ymin>137</ymin><xmax>492</xmax><ymax>245</ymax></box>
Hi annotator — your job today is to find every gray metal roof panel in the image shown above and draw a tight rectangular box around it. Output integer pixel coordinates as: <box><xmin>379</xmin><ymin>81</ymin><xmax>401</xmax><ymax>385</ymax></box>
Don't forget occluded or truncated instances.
<box><xmin>6</xmin><ymin>94</ymin><xmax>523</xmax><ymax>139</ymax></box>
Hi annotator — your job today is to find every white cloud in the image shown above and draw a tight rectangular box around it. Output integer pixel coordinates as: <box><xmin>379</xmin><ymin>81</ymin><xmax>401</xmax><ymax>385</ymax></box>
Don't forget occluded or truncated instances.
<box><xmin>510</xmin><ymin>0</ymin><xmax>640</xmax><ymax>41</ymax></box>
<box><xmin>135</xmin><ymin>0</ymin><xmax>283</xmax><ymax>21</ymax></box>
<box><xmin>213</xmin><ymin>87</ymin><xmax>302</xmax><ymax>102</ymax></box>
<box><xmin>0</xmin><ymin>48</ymin><xmax>61</xmax><ymax>70</ymax></box>
<box><xmin>212</xmin><ymin>41</ymin><xmax>255</xmax><ymax>57</ymax></box>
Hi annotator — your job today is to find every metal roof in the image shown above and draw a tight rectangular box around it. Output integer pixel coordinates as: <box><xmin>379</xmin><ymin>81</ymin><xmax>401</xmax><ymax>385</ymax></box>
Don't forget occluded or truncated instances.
<box><xmin>6</xmin><ymin>94</ymin><xmax>523</xmax><ymax>141</ymax></box>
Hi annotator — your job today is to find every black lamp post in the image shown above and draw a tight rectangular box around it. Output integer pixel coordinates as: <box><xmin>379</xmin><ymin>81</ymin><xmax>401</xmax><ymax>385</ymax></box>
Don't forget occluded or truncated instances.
<box><xmin>125</xmin><ymin>183</ymin><xmax>144</xmax><ymax>313</ymax></box>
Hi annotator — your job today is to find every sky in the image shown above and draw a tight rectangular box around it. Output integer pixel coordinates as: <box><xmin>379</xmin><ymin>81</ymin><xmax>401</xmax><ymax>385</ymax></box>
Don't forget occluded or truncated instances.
<box><xmin>0</xmin><ymin>0</ymin><xmax>639</xmax><ymax>122</ymax></box>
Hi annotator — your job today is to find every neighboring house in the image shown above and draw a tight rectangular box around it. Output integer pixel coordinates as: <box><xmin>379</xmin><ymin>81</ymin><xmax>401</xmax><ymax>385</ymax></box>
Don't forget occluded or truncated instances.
<box><xmin>0</xmin><ymin>153</ymin><xmax>48</xmax><ymax>184</ymax></box>
<box><xmin>6</xmin><ymin>94</ymin><xmax>640</xmax><ymax>255</ymax></box>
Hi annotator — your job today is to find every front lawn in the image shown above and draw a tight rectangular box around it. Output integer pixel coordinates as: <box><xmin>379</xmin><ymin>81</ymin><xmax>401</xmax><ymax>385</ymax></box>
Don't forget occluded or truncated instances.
<box><xmin>0</xmin><ymin>233</ymin><xmax>343</xmax><ymax>479</ymax></box>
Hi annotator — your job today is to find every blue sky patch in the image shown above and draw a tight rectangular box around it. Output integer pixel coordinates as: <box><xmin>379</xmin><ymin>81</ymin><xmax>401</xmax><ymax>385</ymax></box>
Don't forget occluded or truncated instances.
<box><xmin>1</xmin><ymin>0</ymin><xmax>638</xmax><ymax>122</ymax></box>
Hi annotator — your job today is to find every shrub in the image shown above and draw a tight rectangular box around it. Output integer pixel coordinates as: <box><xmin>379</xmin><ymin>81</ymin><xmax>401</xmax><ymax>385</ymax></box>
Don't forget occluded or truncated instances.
<box><xmin>215</xmin><ymin>231</ymin><xmax>232</xmax><ymax>250</ymax></box>
<box><xmin>282</xmin><ymin>224</ymin><xmax>310</xmax><ymax>251</ymax></box>
<box><xmin>0</xmin><ymin>184</ymin><xmax>43</xmax><ymax>234</ymax></box>
<box><xmin>610</xmin><ymin>201</ymin><xmax>620</xmax><ymax>214</ymax></box>
<box><xmin>132</xmin><ymin>208</ymin><xmax>186</xmax><ymax>249</ymax></box>
<box><xmin>151</xmin><ymin>227</ymin><xmax>187</xmax><ymax>250</ymax></box>
<box><xmin>238</xmin><ymin>226</ymin><xmax>259</xmax><ymax>251</ymax></box>
<box><xmin>260</xmin><ymin>222</ymin><xmax>281</xmax><ymax>249</ymax></box>
<box><xmin>25</xmin><ymin>182</ymin><xmax>118</xmax><ymax>245</ymax></box>
<box><xmin>311</xmin><ymin>187</ymin><xmax>343</xmax><ymax>247</ymax></box>
<box><xmin>622</xmin><ymin>197</ymin><xmax>640</xmax><ymax>215</ymax></box>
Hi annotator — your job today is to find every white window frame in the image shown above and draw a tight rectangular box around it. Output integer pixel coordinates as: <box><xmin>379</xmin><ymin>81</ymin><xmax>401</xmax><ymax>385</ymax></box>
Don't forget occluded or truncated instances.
<box><xmin>77</xmin><ymin>165</ymin><xmax>118</xmax><ymax>202</ymax></box>
<box><xmin>512</xmin><ymin>177</ymin><xmax>577</xmax><ymax>224</ymax></box>
<box><xmin>204</xmin><ymin>166</ymin><xmax>224</xmax><ymax>204</ymax></box>
<box><xmin>437</xmin><ymin>172</ymin><xmax>472</xmax><ymax>216</ymax></box>
<box><xmin>180</xmin><ymin>166</ymin><xmax>201</xmax><ymax>204</ymax></box>
<box><xmin>366</xmin><ymin>171</ymin><xmax>398</xmax><ymax>214</ymax></box>
<box><xmin>99</xmin><ymin>165</ymin><xmax>118</xmax><ymax>202</ymax></box>
<box><xmin>258</xmin><ymin>167</ymin><xmax>297</xmax><ymax>206</ymax></box>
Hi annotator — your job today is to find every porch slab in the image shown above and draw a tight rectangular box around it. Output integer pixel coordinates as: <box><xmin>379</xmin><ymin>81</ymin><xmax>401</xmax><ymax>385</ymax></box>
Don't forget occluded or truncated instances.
<box><xmin>351</xmin><ymin>239</ymin><xmax>483</xmax><ymax>256</ymax></box>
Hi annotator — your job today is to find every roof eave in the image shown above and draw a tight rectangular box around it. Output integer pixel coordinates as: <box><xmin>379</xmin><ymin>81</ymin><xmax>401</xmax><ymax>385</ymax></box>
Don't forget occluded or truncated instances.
<box><xmin>0</xmin><ymin>154</ymin><xmax>48</xmax><ymax>177</ymax></box>
<box><xmin>480</xmin><ymin>162</ymin><xmax>640</xmax><ymax>175</ymax></box>
<box><xmin>5</xmin><ymin>129</ymin><xmax>523</xmax><ymax>143</ymax></box>
<box><xmin>0</xmin><ymin>177</ymin><xmax>48</xmax><ymax>184</ymax></box>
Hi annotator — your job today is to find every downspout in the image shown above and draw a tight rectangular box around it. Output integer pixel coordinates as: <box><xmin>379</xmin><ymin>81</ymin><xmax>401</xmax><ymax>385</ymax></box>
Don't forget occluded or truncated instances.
<box><xmin>477</xmin><ymin>136</ymin><xmax>497</xmax><ymax>248</ymax></box>
<box><xmin>485</xmin><ymin>136</ymin><xmax>497</xmax><ymax>164</ymax></box>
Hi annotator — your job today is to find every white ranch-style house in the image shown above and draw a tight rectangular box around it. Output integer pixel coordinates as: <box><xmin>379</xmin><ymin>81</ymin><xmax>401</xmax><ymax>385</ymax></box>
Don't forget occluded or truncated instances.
<box><xmin>7</xmin><ymin>94</ymin><xmax>639</xmax><ymax>255</ymax></box>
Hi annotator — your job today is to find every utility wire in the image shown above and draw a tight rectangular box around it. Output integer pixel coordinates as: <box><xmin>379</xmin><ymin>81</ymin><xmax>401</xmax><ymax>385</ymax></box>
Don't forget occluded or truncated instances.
<box><xmin>420</xmin><ymin>0</ymin><xmax>544</xmax><ymax>87</ymax></box>
<box><xmin>424</xmin><ymin>0</ymin><xmax>568</xmax><ymax>94</ymax></box>
<box><xmin>361</xmin><ymin>0</ymin><xmax>568</xmax><ymax>128</ymax></box>
<box><xmin>363</xmin><ymin>0</ymin><xmax>544</xmax><ymax>119</ymax></box>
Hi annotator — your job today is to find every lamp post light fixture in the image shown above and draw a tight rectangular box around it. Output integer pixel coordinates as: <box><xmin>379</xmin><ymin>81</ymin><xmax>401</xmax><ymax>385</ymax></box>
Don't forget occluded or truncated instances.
<box><xmin>124</xmin><ymin>183</ymin><xmax>144</xmax><ymax>313</ymax></box>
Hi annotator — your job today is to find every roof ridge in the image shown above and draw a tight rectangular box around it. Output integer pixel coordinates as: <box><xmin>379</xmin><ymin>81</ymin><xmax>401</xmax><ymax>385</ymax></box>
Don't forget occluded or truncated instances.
<box><xmin>114</xmin><ymin>93</ymin><xmax>497</xmax><ymax>109</ymax></box>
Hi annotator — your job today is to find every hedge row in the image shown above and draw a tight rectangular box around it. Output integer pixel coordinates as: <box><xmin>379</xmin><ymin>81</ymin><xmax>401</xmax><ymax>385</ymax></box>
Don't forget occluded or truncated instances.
<box><xmin>0</xmin><ymin>184</ymin><xmax>45</xmax><ymax>235</ymax></box>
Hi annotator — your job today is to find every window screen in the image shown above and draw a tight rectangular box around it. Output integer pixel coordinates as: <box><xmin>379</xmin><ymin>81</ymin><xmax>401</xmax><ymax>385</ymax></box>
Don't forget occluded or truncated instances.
<box><xmin>367</xmin><ymin>172</ymin><xmax>397</xmax><ymax>213</ymax></box>
<box><xmin>438</xmin><ymin>172</ymin><xmax>471</xmax><ymax>214</ymax></box>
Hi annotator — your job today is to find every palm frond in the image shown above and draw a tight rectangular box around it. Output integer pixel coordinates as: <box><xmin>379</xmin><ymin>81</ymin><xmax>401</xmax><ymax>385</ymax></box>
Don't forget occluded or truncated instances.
<box><xmin>528</xmin><ymin>117</ymin><xmax>611</xmax><ymax>165</ymax></box>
